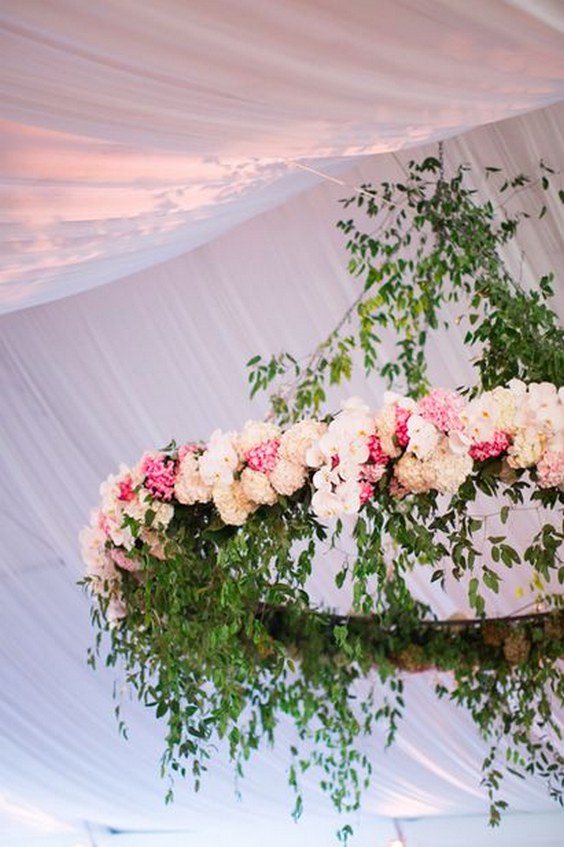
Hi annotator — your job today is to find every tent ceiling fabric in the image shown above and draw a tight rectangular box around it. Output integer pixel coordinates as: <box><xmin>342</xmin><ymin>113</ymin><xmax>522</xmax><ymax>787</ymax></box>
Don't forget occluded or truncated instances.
<box><xmin>1</xmin><ymin>106</ymin><xmax>564</xmax><ymax>845</ymax></box>
<box><xmin>3</xmin><ymin>0</ymin><xmax>563</xmax><ymax>154</ymax></box>
<box><xmin>1</xmin><ymin>0</ymin><xmax>564</xmax><ymax>313</ymax></box>
<box><xmin>1</xmin><ymin>2</ymin><xmax>564</xmax><ymax>846</ymax></box>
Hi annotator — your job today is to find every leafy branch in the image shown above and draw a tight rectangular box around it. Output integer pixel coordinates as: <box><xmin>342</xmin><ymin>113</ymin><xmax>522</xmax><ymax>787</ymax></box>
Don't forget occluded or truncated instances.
<box><xmin>248</xmin><ymin>155</ymin><xmax>563</xmax><ymax>419</ymax></box>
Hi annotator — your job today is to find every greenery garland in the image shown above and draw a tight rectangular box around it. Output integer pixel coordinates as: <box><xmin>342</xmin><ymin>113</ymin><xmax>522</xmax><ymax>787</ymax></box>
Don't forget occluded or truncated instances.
<box><xmin>83</xmin><ymin>152</ymin><xmax>564</xmax><ymax>839</ymax></box>
<box><xmin>258</xmin><ymin>605</ymin><xmax>564</xmax><ymax>675</ymax></box>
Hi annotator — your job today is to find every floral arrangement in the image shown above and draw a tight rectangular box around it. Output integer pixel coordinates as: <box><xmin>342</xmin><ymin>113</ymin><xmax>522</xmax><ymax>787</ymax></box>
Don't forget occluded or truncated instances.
<box><xmin>82</xmin><ymin>379</ymin><xmax>563</xmax><ymax>618</ymax></box>
<box><xmin>82</xmin><ymin>154</ymin><xmax>564</xmax><ymax>838</ymax></box>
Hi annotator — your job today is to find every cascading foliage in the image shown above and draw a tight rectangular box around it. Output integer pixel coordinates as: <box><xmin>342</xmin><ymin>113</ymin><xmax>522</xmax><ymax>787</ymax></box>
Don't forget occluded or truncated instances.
<box><xmin>82</xmin><ymin>152</ymin><xmax>564</xmax><ymax>838</ymax></box>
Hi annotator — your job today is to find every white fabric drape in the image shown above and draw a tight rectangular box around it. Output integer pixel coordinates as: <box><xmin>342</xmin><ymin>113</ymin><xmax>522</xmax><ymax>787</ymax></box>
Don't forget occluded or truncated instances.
<box><xmin>1</xmin><ymin>0</ymin><xmax>564</xmax><ymax>313</ymax></box>
<box><xmin>0</xmin><ymin>97</ymin><xmax>563</xmax><ymax>845</ymax></box>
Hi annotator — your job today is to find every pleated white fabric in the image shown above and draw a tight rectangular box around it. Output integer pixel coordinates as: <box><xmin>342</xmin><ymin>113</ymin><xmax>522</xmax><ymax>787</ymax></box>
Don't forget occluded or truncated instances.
<box><xmin>1</xmin><ymin>0</ymin><xmax>564</xmax><ymax>312</ymax></box>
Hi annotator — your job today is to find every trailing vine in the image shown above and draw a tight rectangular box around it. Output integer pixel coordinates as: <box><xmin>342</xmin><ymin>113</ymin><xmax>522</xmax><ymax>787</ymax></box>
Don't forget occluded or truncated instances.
<box><xmin>249</xmin><ymin>153</ymin><xmax>563</xmax><ymax>415</ymax></box>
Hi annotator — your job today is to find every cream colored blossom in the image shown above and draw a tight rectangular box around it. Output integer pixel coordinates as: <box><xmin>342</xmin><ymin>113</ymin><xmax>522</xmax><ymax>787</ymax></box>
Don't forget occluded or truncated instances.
<box><xmin>382</xmin><ymin>391</ymin><xmax>417</xmax><ymax>411</ymax></box>
<box><xmin>107</xmin><ymin>596</ymin><xmax>127</xmax><ymax>625</ymax></box>
<box><xmin>152</xmin><ymin>500</ymin><xmax>174</xmax><ymax>527</ymax></box>
<box><xmin>106</xmin><ymin>522</ymin><xmax>135</xmax><ymax>550</ymax></box>
<box><xmin>269</xmin><ymin>458</ymin><xmax>307</xmax><ymax>496</ymax></box>
<box><xmin>199</xmin><ymin>429</ymin><xmax>240</xmax><ymax>486</ymax></box>
<box><xmin>507</xmin><ymin>430</ymin><xmax>544</xmax><ymax>469</ymax></box>
<box><xmin>490</xmin><ymin>386</ymin><xmax>517</xmax><ymax>432</ymax></box>
<box><xmin>213</xmin><ymin>481</ymin><xmax>256</xmax><ymax>526</ymax></box>
<box><xmin>521</xmin><ymin>383</ymin><xmax>563</xmax><ymax>436</ymax></box>
<box><xmin>546</xmin><ymin>431</ymin><xmax>564</xmax><ymax>454</ymax></box>
<box><xmin>312</xmin><ymin>466</ymin><xmax>339</xmax><ymax>490</ymax></box>
<box><xmin>335</xmin><ymin>438</ymin><xmax>370</xmax><ymax>470</ymax></box>
<box><xmin>447</xmin><ymin>430</ymin><xmax>473</xmax><ymax>455</ymax></box>
<box><xmin>462</xmin><ymin>387</ymin><xmax>517</xmax><ymax>443</ymax></box>
<box><xmin>240</xmin><ymin>467</ymin><xmax>278</xmax><ymax>505</ymax></box>
<box><xmin>375</xmin><ymin>404</ymin><xmax>402</xmax><ymax>458</ymax></box>
<box><xmin>425</xmin><ymin>445</ymin><xmax>473</xmax><ymax>493</ymax></box>
<box><xmin>80</xmin><ymin>523</ymin><xmax>119</xmax><ymax>594</ymax></box>
<box><xmin>394</xmin><ymin>453</ymin><xmax>434</xmax><ymax>494</ymax></box>
<box><xmin>308</xmin><ymin>398</ymin><xmax>374</xmax><ymax>467</ymax></box>
<box><xmin>174</xmin><ymin>452</ymin><xmax>212</xmax><ymax>504</ymax></box>
<box><xmin>462</xmin><ymin>395</ymin><xmax>500</xmax><ymax>442</ymax></box>
<box><xmin>508</xmin><ymin>378</ymin><xmax>528</xmax><ymax>398</ymax></box>
<box><xmin>122</xmin><ymin>490</ymin><xmax>173</xmax><ymax>529</ymax></box>
<box><xmin>279</xmin><ymin>420</ymin><xmax>327</xmax><ymax>465</ymax></box>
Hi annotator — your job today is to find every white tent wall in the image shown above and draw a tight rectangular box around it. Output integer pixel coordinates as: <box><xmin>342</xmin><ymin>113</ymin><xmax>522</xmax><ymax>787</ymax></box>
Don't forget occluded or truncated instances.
<box><xmin>1</xmin><ymin>1</ymin><xmax>564</xmax><ymax>845</ymax></box>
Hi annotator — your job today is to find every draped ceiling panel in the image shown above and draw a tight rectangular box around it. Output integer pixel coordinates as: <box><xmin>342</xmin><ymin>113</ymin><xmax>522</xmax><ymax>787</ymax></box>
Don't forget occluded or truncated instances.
<box><xmin>1</xmin><ymin>0</ymin><xmax>564</xmax><ymax>313</ymax></box>
<box><xmin>1</xmin><ymin>1</ymin><xmax>564</xmax><ymax>846</ymax></box>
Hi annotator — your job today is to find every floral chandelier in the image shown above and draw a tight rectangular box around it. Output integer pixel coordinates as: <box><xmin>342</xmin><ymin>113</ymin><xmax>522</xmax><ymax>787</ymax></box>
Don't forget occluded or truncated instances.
<box><xmin>82</xmin><ymin>379</ymin><xmax>563</xmax><ymax>614</ymax></box>
<box><xmin>82</xmin><ymin>153</ymin><xmax>564</xmax><ymax>838</ymax></box>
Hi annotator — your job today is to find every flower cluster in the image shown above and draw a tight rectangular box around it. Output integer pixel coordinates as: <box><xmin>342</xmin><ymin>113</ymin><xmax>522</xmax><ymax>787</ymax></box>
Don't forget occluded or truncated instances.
<box><xmin>81</xmin><ymin>381</ymin><xmax>563</xmax><ymax>616</ymax></box>
<box><xmin>80</xmin><ymin>458</ymin><xmax>176</xmax><ymax>620</ymax></box>
<box><xmin>307</xmin><ymin>397</ymin><xmax>388</xmax><ymax>517</ymax></box>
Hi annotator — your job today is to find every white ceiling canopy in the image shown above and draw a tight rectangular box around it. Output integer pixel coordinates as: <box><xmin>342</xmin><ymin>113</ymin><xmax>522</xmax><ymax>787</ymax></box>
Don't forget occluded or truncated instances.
<box><xmin>0</xmin><ymin>2</ymin><xmax>563</xmax><ymax>846</ymax></box>
<box><xmin>1</xmin><ymin>0</ymin><xmax>564</xmax><ymax>312</ymax></box>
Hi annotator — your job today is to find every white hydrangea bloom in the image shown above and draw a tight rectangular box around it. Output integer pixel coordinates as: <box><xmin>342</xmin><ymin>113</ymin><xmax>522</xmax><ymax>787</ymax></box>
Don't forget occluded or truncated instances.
<box><xmin>279</xmin><ymin>420</ymin><xmax>327</xmax><ymax>466</ymax></box>
<box><xmin>269</xmin><ymin>458</ymin><xmax>307</xmax><ymax>496</ymax></box>
<box><xmin>394</xmin><ymin>453</ymin><xmax>434</xmax><ymax>494</ymax></box>
<box><xmin>507</xmin><ymin>430</ymin><xmax>544</xmax><ymax>469</ymax></box>
<box><xmin>212</xmin><ymin>481</ymin><xmax>256</xmax><ymax>526</ymax></box>
<box><xmin>240</xmin><ymin>467</ymin><xmax>278</xmax><ymax>505</ymax></box>
<box><xmin>199</xmin><ymin>429</ymin><xmax>240</xmax><ymax>486</ymax></box>
<box><xmin>375</xmin><ymin>404</ymin><xmax>402</xmax><ymax>459</ymax></box>
<box><xmin>175</xmin><ymin>452</ymin><xmax>212</xmax><ymax>504</ymax></box>
<box><xmin>425</xmin><ymin>445</ymin><xmax>473</xmax><ymax>493</ymax></box>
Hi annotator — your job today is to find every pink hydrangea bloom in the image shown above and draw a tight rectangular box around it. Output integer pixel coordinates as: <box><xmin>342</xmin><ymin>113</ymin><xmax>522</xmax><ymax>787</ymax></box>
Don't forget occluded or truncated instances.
<box><xmin>140</xmin><ymin>453</ymin><xmax>177</xmax><ymax>501</ymax></box>
<box><xmin>178</xmin><ymin>443</ymin><xmax>203</xmax><ymax>461</ymax></box>
<box><xmin>359</xmin><ymin>481</ymin><xmax>374</xmax><ymax>505</ymax></box>
<box><xmin>245</xmin><ymin>439</ymin><xmax>280</xmax><ymax>474</ymax></box>
<box><xmin>367</xmin><ymin>433</ymin><xmax>390</xmax><ymax>465</ymax></box>
<box><xmin>537</xmin><ymin>449</ymin><xmax>564</xmax><ymax>489</ymax></box>
<box><xmin>418</xmin><ymin>389</ymin><xmax>464</xmax><ymax>433</ymax></box>
<box><xmin>96</xmin><ymin>510</ymin><xmax>111</xmax><ymax>537</ymax></box>
<box><xmin>117</xmin><ymin>476</ymin><xmax>135</xmax><ymax>502</ymax></box>
<box><xmin>359</xmin><ymin>463</ymin><xmax>387</xmax><ymax>484</ymax></box>
<box><xmin>469</xmin><ymin>430</ymin><xmax>511</xmax><ymax>462</ymax></box>
<box><xmin>394</xmin><ymin>406</ymin><xmax>412</xmax><ymax>447</ymax></box>
<box><xmin>110</xmin><ymin>548</ymin><xmax>139</xmax><ymax>573</ymax></box>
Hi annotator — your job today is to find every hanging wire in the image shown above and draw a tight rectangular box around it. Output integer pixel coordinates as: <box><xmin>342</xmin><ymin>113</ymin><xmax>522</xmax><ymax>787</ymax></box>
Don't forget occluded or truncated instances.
<box><xmin>438</xmin><ymin>139</ymin><xmax>445</xmax><ymax>181</ymax></box>
<box><xmin>285</xmin><ymin>158</ymin><xmax>379</xmax><ymax>200</ymax></box>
